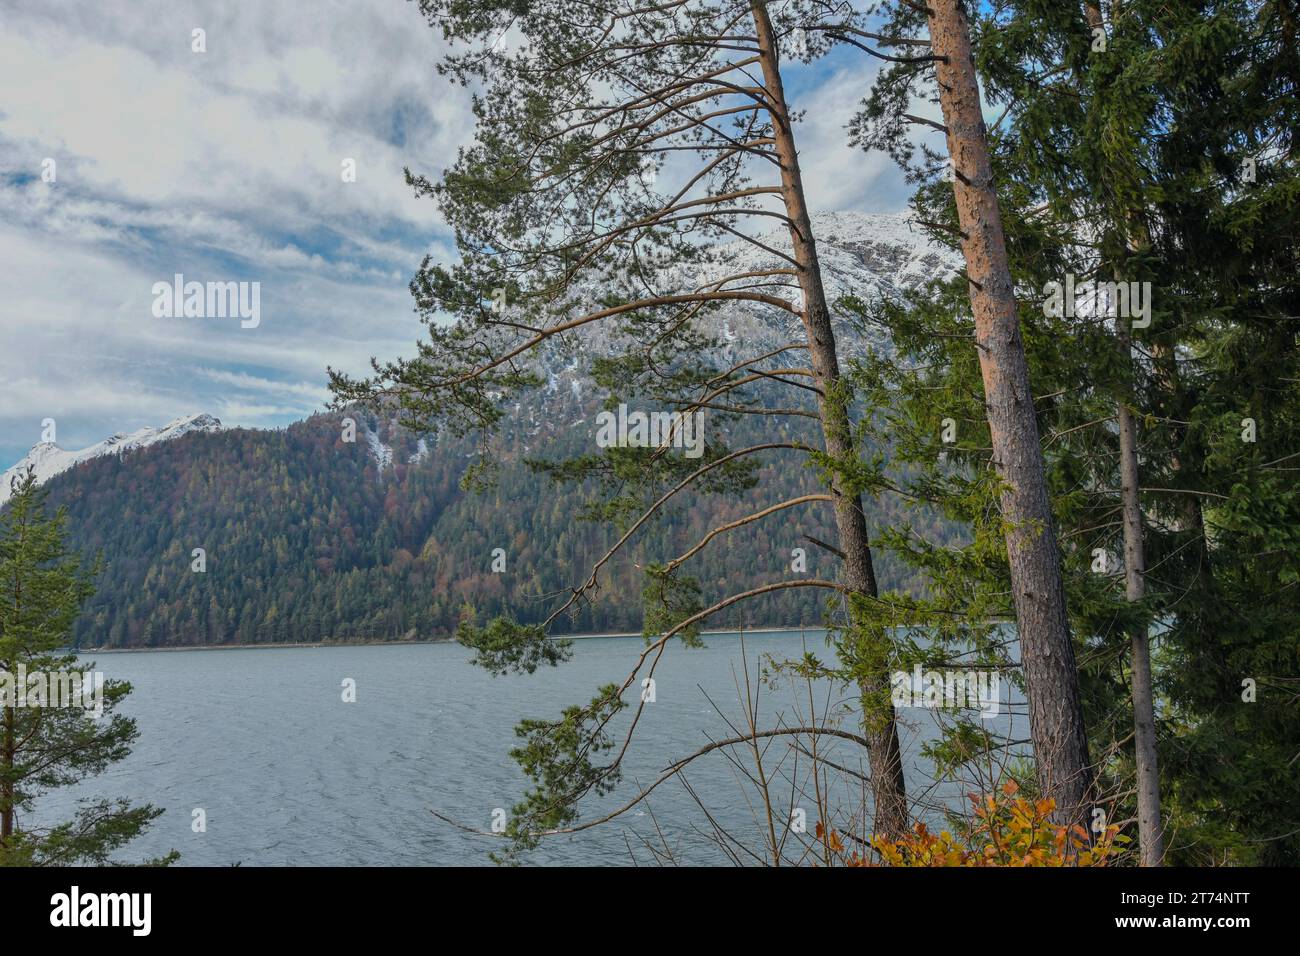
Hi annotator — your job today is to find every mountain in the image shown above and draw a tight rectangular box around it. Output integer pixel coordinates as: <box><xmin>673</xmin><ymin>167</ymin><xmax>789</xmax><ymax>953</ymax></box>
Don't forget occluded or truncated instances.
<box><xmin>0</xmin><ymin>414</ymin><xmax>223</xmax><ymax>506</ymax></box>
<box><xmin>523</xmin><ymin>211</ymin><xmax>954</xmax><ymax>390</ymax></box>
<box><xmin>8</xmin><ymin>213</ymin><xmax>960</xmax><ymax>648</ymax></box>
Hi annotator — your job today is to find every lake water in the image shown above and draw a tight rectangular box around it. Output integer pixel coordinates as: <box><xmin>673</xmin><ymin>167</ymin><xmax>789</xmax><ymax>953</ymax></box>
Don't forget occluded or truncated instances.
<box><xmin>33</xmin><ymin>632</ymin><xmax>1025</xmax><ymax>866</ymax></box>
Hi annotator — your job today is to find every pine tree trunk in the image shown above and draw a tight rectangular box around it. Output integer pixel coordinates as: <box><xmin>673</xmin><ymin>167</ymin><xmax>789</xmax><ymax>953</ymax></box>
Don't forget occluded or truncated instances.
<box><xmin>1082</xmin><ymin>0</ymin><xmax>1165</xmax><ymax>862</ymax></box>
<box><xmin>750</xmin><ymin>0</ymin><xmax>909</xmax><ymax>839</ymax></box>
<box><xmin>1115</xmin><ymin>327</ymin><xmax>1164</xmax><ymax>864</ymax></box>
<box><xmin>1116</xmin><ymin>213</ymin><xmax>1166</xmax><ymax>865</ymax></box>
<box><xmin>1</xmin><ymin>703</ymin><xmax>13</xmax><ymax>842</ymax></box>
<box><xmin>925</xmin><ymin>0</ymin><xmax>1093</xmax><ymax>827</ymax></box>
<box><xmin>1083</xmin><ymin>2</ymin><xmax>1104</xmax><ymax>33</ymax></box>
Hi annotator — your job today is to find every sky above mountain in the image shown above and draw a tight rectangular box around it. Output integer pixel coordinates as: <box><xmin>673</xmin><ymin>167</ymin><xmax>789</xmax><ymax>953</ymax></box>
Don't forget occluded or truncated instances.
<box><xmin>0</xmin><ymin>0</ymin><xmax>918</xmax><ymax>469</ymax></box>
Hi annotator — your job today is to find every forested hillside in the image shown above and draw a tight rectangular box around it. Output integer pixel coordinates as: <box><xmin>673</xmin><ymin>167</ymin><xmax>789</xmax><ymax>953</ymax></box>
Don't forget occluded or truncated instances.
<box><xmin>40</xmin><ymin>405</ymin><xmax>941</xmax><ymax>648</ymax></box>
<box><xmin>17</xmin><ymin>211</ymin><xmax>957</xmax><ymax>649</ymax></box>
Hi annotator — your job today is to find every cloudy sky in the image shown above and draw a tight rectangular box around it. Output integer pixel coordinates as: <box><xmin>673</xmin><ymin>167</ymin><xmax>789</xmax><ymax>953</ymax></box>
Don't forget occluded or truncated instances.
<box><xmin>0</xmin><ymin>0</ymin><xmax>913</xmax><ymax>467</ymax></box>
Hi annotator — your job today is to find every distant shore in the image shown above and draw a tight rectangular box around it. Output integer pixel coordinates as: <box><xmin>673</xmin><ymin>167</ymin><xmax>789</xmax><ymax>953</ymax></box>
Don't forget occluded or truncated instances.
<box><xmin>76</xmin><ymin>625</ymin><xmax>825</xmax><ymax>653</ymax></box>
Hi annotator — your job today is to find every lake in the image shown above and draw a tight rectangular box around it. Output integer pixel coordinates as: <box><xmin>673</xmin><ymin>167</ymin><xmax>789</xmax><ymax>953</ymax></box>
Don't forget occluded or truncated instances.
<box><xmin>33</xmin><ymin>631</ymin><xmax>1025</xmax><ymax>866</ymax></box>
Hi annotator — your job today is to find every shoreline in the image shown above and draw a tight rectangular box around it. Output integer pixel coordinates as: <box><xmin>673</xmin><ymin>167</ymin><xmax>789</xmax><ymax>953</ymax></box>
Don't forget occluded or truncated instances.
<box><xmin>75</xmin><ymin>625</ymin><xmax>826</xmax><ymax>654</ymax></box>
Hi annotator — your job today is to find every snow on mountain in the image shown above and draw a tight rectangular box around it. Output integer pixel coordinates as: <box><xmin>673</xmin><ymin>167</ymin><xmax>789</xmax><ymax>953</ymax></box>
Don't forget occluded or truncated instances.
<box><xmin>408</xmin><ymin>437</ymin><xmax>430</xmax><ymax>464</ymax></box>
<box><xmin>0</xmin><ymin>413</ymin><xmax>223</xmax><ymax>505</ymax></box>
<box><xmin>527</xmin><ymin>210</ymin><xmax>961</xmax><ymax>402</ymax></box>
<box><xmin>364</xmin><ymin>423</ymin><xmax>394</xmax><ymax>472</ymax></box>
<box><xmin>712</xmin><ymin>211</ymin><xmax>957</xmax><ymax>302</ymax></box>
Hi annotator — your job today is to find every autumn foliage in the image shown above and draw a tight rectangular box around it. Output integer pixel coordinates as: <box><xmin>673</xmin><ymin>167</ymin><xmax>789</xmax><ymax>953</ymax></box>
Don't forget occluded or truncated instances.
<box><xmin>819</xmin><ymin>780</ymin><xmax>1128</xmax><ymax>867</ymax></box>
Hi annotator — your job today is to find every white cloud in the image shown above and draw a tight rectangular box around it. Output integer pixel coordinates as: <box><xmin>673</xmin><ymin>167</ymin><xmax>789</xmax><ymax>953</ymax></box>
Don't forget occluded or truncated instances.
<box><xmin>0</xmin><ymin>2</ymin><xmax>922</xmax><ymax>467</ymax></box>
<box><xmin>790</xmin><ymin>63</ymin><xmax>915</xmax><ymax>215</ymax></box>
<box><xmin>0</xmin><ymin>0</ymin><xmax>469</xmax><ymax>463</ymax></box>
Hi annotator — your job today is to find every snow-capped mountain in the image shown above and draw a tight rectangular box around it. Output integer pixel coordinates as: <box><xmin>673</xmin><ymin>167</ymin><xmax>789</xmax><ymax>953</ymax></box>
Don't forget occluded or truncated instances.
<box><xmin>724</xmin><ymin>210</ymin><xmax>957</xmax><ymax>301</ymax></box>
<box><xmin>0</xmin><ymin>413</ymin><xmax>223</xmax><ymax>505</ymax></box>
<box><xmin>507</xmin><ymin>210</ymin><xmax>961</xmax><ymax>432</ymax></box>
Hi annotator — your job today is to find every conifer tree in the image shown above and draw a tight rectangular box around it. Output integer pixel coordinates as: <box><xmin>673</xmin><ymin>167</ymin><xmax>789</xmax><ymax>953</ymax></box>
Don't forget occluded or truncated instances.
<box><xmin>0</xmin><ymin>471</ymin><xmax>174</xmax><ymax>866</ymax></box>
<box><xmin>330</xmin><ymin>0</ymin><xmax>942</xmax><ymax>848</ymax></box>
<box><xmin>973</xmin><ymin>0</ymin><xmax>1299</xmax><ymax>867</ymax></box>
<box><xmin>851</xmin><ymin>0</ymin><xmax>1299</xmax><ymax>863</ymax></box>
<box><xmin>850</xmin><ymin>0</ymin><xmax>1093</xmax><ymax>829</ymax></box>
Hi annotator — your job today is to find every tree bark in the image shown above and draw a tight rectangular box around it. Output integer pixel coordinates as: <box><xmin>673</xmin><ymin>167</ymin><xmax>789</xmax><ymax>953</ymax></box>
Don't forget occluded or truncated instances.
<box><xmin>925</xmin><ymin>0</ymin><xmax>1093</xmax><ymax>827</ymax></box>
<box><xmin>1</xmin><ymin>703</ymin><xmax>12</xmax><ymax>843</ymax></box>
<box><xmin>1115</xmin><ymin>214</ymin><xmax>1165</xmax><ymax>865</ymax></box>
<box><xmin>1083</xmin><ymin>2</ymin><xmax>1104</xmax><ymax>33</ymax></box>
<box><xmin>750</xmin><ymin>0</ymin><xmax>909</xmax><ymax>839</ymax></box>
<box><xmin>1076</xmin><ymin>0</ymin><xmax>1167</xmax><ymax>861</ymax></box>
<box><xmin>1116</xmin><ymin>321</ymin><xmax>1165</xmax><ymax>866</ymax></box>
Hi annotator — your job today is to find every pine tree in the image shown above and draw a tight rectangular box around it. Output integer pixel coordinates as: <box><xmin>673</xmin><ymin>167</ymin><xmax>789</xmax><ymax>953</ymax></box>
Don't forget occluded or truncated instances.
<box><xmin>972</xmin><ymin>0</ymin><xmax>1300</xmax><ymax>867</ymax></box>
<box><xmin>0</xmin><ymin>470</ymin><xmax>175</xmax><ymax>866</ymax></box>
<box><xmin>328</xmin><ymin>0</ymin><xmax>934</xmax><ymax>848</ymax></box>
<box><xmin>851</xmin><ymin>0</ymin><xmax>1299</xmax><ymax>863</ymax></box>
<box><xmin>850</xmin><ymin>0</ymin><xmax>1094</xmax><ymax>829</ymax></box>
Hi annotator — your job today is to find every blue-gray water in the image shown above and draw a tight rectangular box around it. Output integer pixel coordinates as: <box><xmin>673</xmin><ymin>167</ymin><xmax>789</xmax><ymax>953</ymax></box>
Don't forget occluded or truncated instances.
<box><xmin>35</xmin><ymin>632</ymin><xmax>1025</xmax><ymax>865</ymax></box>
